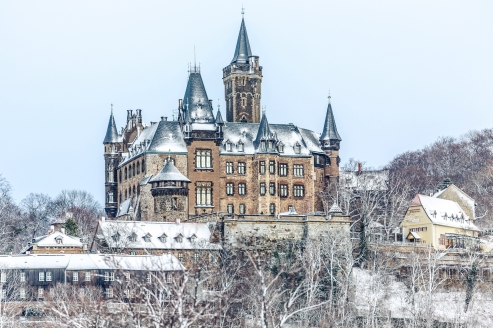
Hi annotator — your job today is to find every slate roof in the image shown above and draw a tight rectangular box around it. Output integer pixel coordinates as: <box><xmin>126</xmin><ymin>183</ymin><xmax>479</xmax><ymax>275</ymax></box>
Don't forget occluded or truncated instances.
<box><xmin>150</xmin><ymin>159</ymin><xmax>190</xmax><ymax>183</ymax></box>
<box><xmin>95</xmin><ymin>220</ymin><xmax>221</xmax><ymax>251</ymax></box>
<box><xmin>103</xmin><ymin>111</ymin><xmax>120</xmax><ymax>144</ymax></box>
<box><xmin>320</xmin><ymin>99</ymin><xmax>341</xmax><ymax>142</ymax></box>
<box><xmin>183</xmin><ymin>71</ymin><xmax>215</xmax><ymax>124</ymax></box>
<box><xmin>0</xmin><ymin>254</ymin><xmax>185</xmax><ymax>271</ymax></box>
<box><xmin>231</xmin><ymin>18</ymin><xmax>252</xmax><ymax>64</ymax></box>
<box><xmin>117</xmin><ymin>197</ymin><xmax>133</xmax><ymax>217</ymax></box>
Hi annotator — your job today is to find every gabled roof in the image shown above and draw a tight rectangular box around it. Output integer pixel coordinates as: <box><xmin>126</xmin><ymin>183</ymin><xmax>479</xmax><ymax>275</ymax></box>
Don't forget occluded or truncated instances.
<box><xmin>408</xmin><ymin>194</ymin><xmax>479</xmax><ymax>231</ymax></box>
<box><xmin>150</xmin><ymin>159</ymin><xmax>190</xmax><ymax>183</ymax></box>
<box><xmin>183</xmin><ymin>71</ymin><xmax>215</xmax><ymax>124</ymax></box>
<box><xmin>320</xmin><ymin>98</ymin><xmax>341</xmax><ymax>142</ymax></box>
<box><xmin>103</xmin><ymin>111</ymin><xmax>120</xmax><ymax>144</ymax></box>
<box><xmin>231</xmin><ymin>18</ymin><xmax>252</xmax><ymax>64</ymax></box>
<box><xmin>215</xmin><ymin>107</ymin><xmax>224</xmax><ymax>125</ymax></box>
<box><xmin>32</xmin><ymin>231</ymin><xmax>83</xmax><ymax>248</ymax></box>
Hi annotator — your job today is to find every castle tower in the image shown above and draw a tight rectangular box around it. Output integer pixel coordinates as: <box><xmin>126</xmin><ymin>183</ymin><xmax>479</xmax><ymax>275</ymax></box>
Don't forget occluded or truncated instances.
<box><xmin>149</xmin><ymin>158</ymin><xmax>191</xmax><ymax>222</ymax></box>
<box><xmin>319</xmin><ymin>96</ymin><xmax>342</xmax><ymax>183</ymax></box>
<box><xmin>223</xmin><ymin>14</ymin><xmax>262</xmax><ymax>123</ymax></box>
<box><xmin>103</xmin><ymin>105</ymin><xmax>121</xmax><ymax>218</ymax></box>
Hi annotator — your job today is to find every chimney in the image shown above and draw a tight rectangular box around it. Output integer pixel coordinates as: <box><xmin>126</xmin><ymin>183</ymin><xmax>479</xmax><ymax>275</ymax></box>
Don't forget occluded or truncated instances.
<box><xmin>100</xmin><ymin>216</ymin><xmax>105</xmax><ymax>222</ymax></box>
<box><xmin>175</xmin><ymin>218</ymin><xmax>180</xmax><ymax>224</ymax></box>
<box><xmin>209</xmin><ymin>99</ymin><xmax>213</xmax><ymax>108</ymax></box>
<box><xmin>357</xmin><ymin>163</ymin><xmax>362</xmax><ymax>176</ymax></box>
<box><xmin>61</xmin><ymin>227</ymin><xmax>66</xmax><ymax>235</ymax></box>
<box><xmin>127</xmin><ymin>110</ymin><xmax>133</xmax><ymax>122</ymax></box>
<box><xmin>161</xmin><ymin>116</ymin><xmax>167</xmax><ymax>121</ymax></box>
<box><xmin>49</xmin><ymin>225</ymin><xmax>54</xmax><ymax>234</ymax></box>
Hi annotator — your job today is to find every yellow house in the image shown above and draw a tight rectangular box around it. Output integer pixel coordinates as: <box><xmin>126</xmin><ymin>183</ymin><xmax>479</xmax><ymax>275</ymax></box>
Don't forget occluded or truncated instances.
<box><xmin>400</xmin><ymin>194</ymin><xmax>480</xmax><ymax>250</ymax></box>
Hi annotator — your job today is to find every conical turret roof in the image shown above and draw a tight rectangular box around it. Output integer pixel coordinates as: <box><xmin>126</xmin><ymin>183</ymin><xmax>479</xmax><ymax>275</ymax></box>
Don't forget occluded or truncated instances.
<box><xmin>215</xmin><ymin>107</ymin><xmax>224</xmax><ymax>125</ymax></box>
<box><xmin>231</xmin><ymin>18</ymin><xmax>252</xmax><ymax>64</ymax></box>
<box><xmin>103</xmin><ymin>110</ymin><xmax>119</xmax><ymax>144</ymax></box>
<box><xmin>254</xmin><ymin>112</ymin><xmax>277</xmax><ymax>149</ymax></box>
<box><xmin>183</xmin><ymin>71</ymin><xmax>215</xmax><ymax>124</ymax></box>
<box><xmin>320</xmin><ymin>98</ymin><xmax>341</xmax><ymax>142</ymax></box>
<box><xmin>150</xmin><ymin>159</ymin><xmax>191</xmax><ymax>183</ymax></box>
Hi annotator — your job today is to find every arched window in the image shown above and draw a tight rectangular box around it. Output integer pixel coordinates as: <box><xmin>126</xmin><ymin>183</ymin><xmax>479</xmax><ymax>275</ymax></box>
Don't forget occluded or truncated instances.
<box><xmin>119</xmin><ymin>194</ymin><xmax>122</xmax><ymax>203</ymax></box>
<box><xmin>125</xmin><ymin>190</ymin><xmax>128</xmax><ymax>199</ymax></box>
<box><xmin>133</xmin><ymin>185</ymin><xmax>136</xmax><ymax>195</ymax></box>
<box><xmin>119</xmin><ymin>170</ymin><xmax>122</xmax><ymax>183</ymax></box>
<box><xmin>142</xmin><ymin>160</ymin><xmax>145</xmax><ymax>173</ymax></box>
<box><xmin>132</xmin><ymin>163</ymin><xmax>135</xmax><ymax>176</ymax></box>
<box><xmin>137</xmin><ymin>162</ymin><xmax>140</xmax><ymax>174</ymax></box>
<box><xmin>124</xmin><ymin>168</ymin><xmax>127</xmax><ymax>180</ymax></box>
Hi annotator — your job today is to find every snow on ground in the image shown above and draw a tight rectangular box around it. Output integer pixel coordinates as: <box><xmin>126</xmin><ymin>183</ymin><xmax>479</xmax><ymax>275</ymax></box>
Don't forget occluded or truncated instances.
<box><xmin>352</xmin><ymin>267</ymin><xmax>493</xmax><ymax>326</ymax></box>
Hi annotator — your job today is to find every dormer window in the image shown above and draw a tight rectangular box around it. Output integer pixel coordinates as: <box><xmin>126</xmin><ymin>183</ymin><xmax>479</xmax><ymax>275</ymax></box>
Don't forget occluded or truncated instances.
<box><xmin>268</xmin><ymin>141</ymin><xmax>273</xmax><ymax>150</ymax></box>
<box><xmin>226</xmin><ymin>141</ymin><xmax>233</xmax><ymax>152</ymax></box>
<box><xmin>238</xmin><ymin>141</ymin><xmax>244</xmax><ymax>152</ymax></box>
<box><xmin>176</xmin><ymin>234</ymin><xmax>183</xmax><ymax>243</ymax></box>
<box><xmin>128</xmin><ymin>233</ymin><xmax>137</xmax><ymax>243</ymax></box>
<box><xmin>143</xmin><ymin>233</ymin><xmax>152</xmax><ymax>243</ymax></box>
<box><xmin>294</xmin><ymin>142</ymin><xmax>301</xmax><ymax>154</ymax></box>
<box><xmin>112</xmin><ymin>233</ymin><xmax>120</xmax><ymax>242</ymax></box>
<box><xmin>278</xmin><ymin>142</ymin><xmax>284</xmax><ymax>153</ymax></box>
<box><xmin>261</xmin><ymin>141</ymin><xmax>266</xmax><ymax>151</ymax></box>
<box><xmin>56</xmin><ymin>237</ymin><xmax>63</xmax><ymax>244</ymax></box>
<box><xmin>190</xmin><ymin>234</ymin><xmax>197</xmax><ymax>243</ymax></box>
<box><xmin>158</xmin><ymin>234</ymin><xmax>167</xmax><ymax>243</ymax></box>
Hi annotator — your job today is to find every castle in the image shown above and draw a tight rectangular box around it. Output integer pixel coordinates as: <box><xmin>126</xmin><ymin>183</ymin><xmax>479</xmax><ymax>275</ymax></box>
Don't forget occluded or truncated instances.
<box><xmin>102</xmin><ymin>16</ymin><xmax>342</xmax><ymax>221</ymax></box>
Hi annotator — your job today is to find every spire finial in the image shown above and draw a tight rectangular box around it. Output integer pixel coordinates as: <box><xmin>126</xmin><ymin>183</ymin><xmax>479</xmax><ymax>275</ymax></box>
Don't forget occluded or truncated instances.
<box><xmin>168</xmin><ymin>149</ymin><xmax>171</xmax><ymax>162</ymax></box>
<box><xmin>241</xmin><ymin>5</ymin><xmax>244</xmax><ymax>18</ymax></box>
<box><xmin>111</xmin><ymin>103</ymin><xmax>113</xmax><ymax>114</ymax></box>
<box><xmin>194</xmin><ymin>45</ymin><xmax>196</xmax><ymax>71</ymax></box>
<box><xmin>328</xmin><ymin>90</ymin><xmax>331</xmax><ymax>103</ymax></box>
<box><xmin>218</xmin><ymin>99</ymin><xmax>220</xmax><ymax>111</ymax></box>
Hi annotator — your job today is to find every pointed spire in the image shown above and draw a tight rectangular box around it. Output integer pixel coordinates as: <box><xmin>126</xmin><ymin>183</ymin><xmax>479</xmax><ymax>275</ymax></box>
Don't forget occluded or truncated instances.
<box><xmin>182</xmin><ymin>70</ymin><xmax>215</xmax><ymax>124</ymax></box>
<box><xmin>254</xmin><ymin>112</ymin><xmax>277</xmax><ymax>151</ymax></box>
<box><xmin>150</xmin><ymin>158</ymin><xmax>191</xmax><ymax>184</ymax></box>
<box><xmin>103</xmin><ymin>105</ymin><xmax>119</xmax><ymax>144</ymax></box>
<box><xmin>320</xmin><ymin>94</ymin><xmax>341</xmax><ymax>144</ymax></box>
<box><xmin>215</xmin><ymin>103</ymin><xmax>224</xmax><ymax>125</ymax></box>
<box><xmin>231</xmin><ymin>15</ymin><xmax>252</xmax><ymax>64</ymax></box>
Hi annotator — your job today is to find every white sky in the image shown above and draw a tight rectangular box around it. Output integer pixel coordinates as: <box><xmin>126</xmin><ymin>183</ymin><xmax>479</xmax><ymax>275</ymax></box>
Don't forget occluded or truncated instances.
<box><xmin>1</xmin><ymin>1</ymin><xmax>492</xmax><ymax>203</ymax></box>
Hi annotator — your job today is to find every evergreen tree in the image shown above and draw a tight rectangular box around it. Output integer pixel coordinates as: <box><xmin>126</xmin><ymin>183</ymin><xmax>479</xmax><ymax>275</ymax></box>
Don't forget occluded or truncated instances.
<box><xmin>64</xmin><ymin>218</ymin><xmax>79</xmax><ymax>237</ymax></box>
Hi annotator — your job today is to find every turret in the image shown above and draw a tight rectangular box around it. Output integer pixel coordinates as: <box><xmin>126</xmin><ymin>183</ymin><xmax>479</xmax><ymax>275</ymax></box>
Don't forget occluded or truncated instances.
<box><xmin>320</xmin><ymin>96</ymin><xmax>342</xmax><ymax>183</ymax></box>
<box><xmin>223</xmin><ymin>12</ymin><xmax>262</xmax><ymax>123</ymax></box>
<box><xmin>215</xmin><ymin>104</ymin><xmax>224</xmax><ymax>141</ymax></box>
<box><xmin>182</xmin><ymin>66</ymin><xmax>215</xmax><ymax>124</ymax></box>
<box><xmin>254</xmin><ymin>112</ymin><xmax>278</xmax><ymax>153</ymax></box>
<box><xmin>103</xmin><ymin>105</ymin><xmax>121</xmax><ymax>218</ymax></box>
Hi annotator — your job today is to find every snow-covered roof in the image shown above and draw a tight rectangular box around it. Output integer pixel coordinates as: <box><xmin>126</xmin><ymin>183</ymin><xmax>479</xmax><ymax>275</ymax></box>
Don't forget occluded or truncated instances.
<box><xmin>30</xmin><ymin>231</ymin><xmax>83</xmax><ymax>248</ymax></box>
<box><xmin>117</xmin><ymin>197</ymin><xmax>133</xmax><ymax>217</ymax></box>
<box><xmin>340</xmin><ymin>170</ymin><xmax>389</xmax><ymax>191</ymax></box>
<box><xmin>96</xmin><ymin>220</ymin><xmax>222</xmax><ymax>251</ymax></box>
<box><xmin>408</xmin><ymin>194</ymin><xmax>480</xmax><ymax>231</ymax></box>
<box><xmin>0</xmin><ymin>254</ymin><xmax>184</xmax><ymax>271</ymax></box>
<box><xmin>433</xmin><ymin>184</ymin><xmax>475</xmax><ymax>218</ymax></box>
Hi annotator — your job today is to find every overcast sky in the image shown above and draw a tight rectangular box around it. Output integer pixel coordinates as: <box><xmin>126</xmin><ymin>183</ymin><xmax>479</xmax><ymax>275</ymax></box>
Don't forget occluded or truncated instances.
<box><xmin>1</xmin><ymin>1</ymin><xmax>492</xmax><ymax>203</ymax></box>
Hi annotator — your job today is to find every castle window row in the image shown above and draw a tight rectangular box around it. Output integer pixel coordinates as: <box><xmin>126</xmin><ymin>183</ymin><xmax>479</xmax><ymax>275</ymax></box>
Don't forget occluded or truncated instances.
<box><xmin>257</xmin><ymin>162</ymin><xmax>304</xmax><ymax>177</ymax></box>
<box><xmin>227</xmin><ymin>203</ymin><xmax>247</xmax><ymax>214</ymax></box>
<box><xmin>226</xmin><ymin>183</ymin><xmax>247</xmax><ymax>196</ymax></box>
<box><xmin>257</xmin><ymin>183</ymin><xmax>305</xmax><ymax>198</ymax></box>
<box><xmin>196</xmin><ymin>149</ymin><xmax>212</xmax><ymax>169</ymax></box>
<box><xmin>120</xmin><ymin>159</ymin><xmax>145</xmax><ymax>183</ymax></box>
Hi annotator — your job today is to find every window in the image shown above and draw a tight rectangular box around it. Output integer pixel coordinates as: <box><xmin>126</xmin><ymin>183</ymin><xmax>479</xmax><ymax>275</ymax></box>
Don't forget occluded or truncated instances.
<box><xmin>238</xmin><ymin>183</ymin><xmax>246</xmax><ymax>196</ymax></box>
<box><xmin>269</xmin><ymin>161</ymin><xmax>275</xmax><ymax>174</ymax></box>
<box><xmin>20</xmin><ymin>288</ymin><xmax>25</xmax><ymax>299</ymax></box>
<box><xmin>105</xmin><ymin>288</ymin><xmax>113</xmax><ymax>298</ymax></box>
<box><xmin>260</xmin><ymin>183</ymin><xmax>266</xmax><ymax>196</ymax></box>
<box><xmin>104</xmin><ymin>272</ymin><xmax>109</xmax><ymax>281</ymax></box>
<box><xmin>294</xmin><ymin>185</ymin><xmax>304</xmax><ymax>198</ymax></box>
<box><xmin>278</xmin><ymin>142</ymin><xmax>284</xmax><ymax>153</ymax></box>
<box><xmin>85</xmin><ymin>272</ymin><xmax>91</xmax><ymax>281</ymax></box>
<box><xmin>108</xmin><ymin>171</ymin><xmax>114</xmax><ymax>183</ymax></box>
<box><xmin>38</xmin><ymin>288</ymin><xmax>44</xmax><ymax>298</ymax></box>
<box><xmin>147</xmin><ymin>273</ymin><xmax>152</xmax><ymax>283</ymax></box>
<box><xmin>110</xmin><ymin>272</ymin><xmax>115</xmax><ymax>281</ymax></box>
<box><xmin>112</xmin><ymin>233</ymin><xmax>120</xmax><ymax>242</ymax></box>
<box><xmin>238</xmin><ymin>162</ymin><xmax>246</xmax><ymax>174</ymax></box>
<box><xmin>196</xmin><ymin>182</ymin><xmax>212</xmax><ymax>206</ymax></box>
<box><xmin>178</xmin><ymin>253</ymin><xmax>184</xmax><ymax>261</ymax></box>
<box><xmin>227</xmin><ymin>204</ymin><xmax>234</xmax><ymax>214</ymax></box>
<box><xmin>172</xmin><ymin>197</ymin><xmax>177</xmax><ymax>209</ymax></box>
<box><xmin>269</xmin><ymin>203</ymin><xmax>275</xmax><ymax>215</ymax></box>
<box><xmin>226</xmin><ymin>141</ymin><xmax>233</xmax><ymax>152</ymax></box>
<box><xmin>176</xmin><ymin>235</ymin><xmax>183</xmax><ymax>243</ymax></box>
<box><xmin>130</xmin><ymin>251</ymin><xmax>136</xmax><ymax>255</ymax></box>
<box><xmin>20</xmin><ymin>272</ymin><xmax>25</xmax><ymax>282</ymax></box>
<box><xmin>226</xmin><ymin>183</ymin><xmax>234</xmax><ymax>196</ymax></box>
<box><xmin>294</xmin><ymin>164</ymin><xmax>304</xmax><ymax>177</ymax></box>
<box><xmin>46</xmin><ymin>271</ymin><xmax>52</xmax><ymax>282</ymax></box>
<box><xmin>269</xmin><ymin>182</ymin><xmax>276</xmax><ymax>196</ymax></box>
<box><xmin>190</xmin><ymin>234</ymin><xmax>197</xmax><ymax>243</ymax></box>
<box><xmin>2</xmin><ymin>289</ymin><xmax>5</xmax><ymax>299</ymax></box>
<box><xmin>128</xmin><ymin>233</ymin><xmax>137</xmax><ymax>242</ymax></box>
<box><xmin>193</xmin><ymin>253</ymin><xmax>199</xmax><ymax>263</ymax></box>
<box><xmin>279</xmin><ymin>164</ymin><xmax>287</xmax><ymax>176</ymax></box>
<box><xmin>159</xmin><ymin>234</ymin><xmax>167</xmax><ymax>243</ymax></box>
<box><xmin>56</xmin><ymin>237</ymin><xmax>62</xmax><ymax>244</ymax></box>
<box><xmin>49</xmin><ymin>288</ymin><xmax>54</xmax><ymax>298</ymax></box>
<box><xmin>239</xmin><ymin>204</ymin><xmax>246</xmax><ymax>214</ymax></box>
<box><xmin>143</xmin><ymin>233</ymin><xmax>152</xmax><ymax>243</ymax></box>
<box><xmin>209</xmin><ymin>253</ymin><xmax>216</xmax><ymax>263</ymax></box>
<box><xmin>108</xmin><ymin>192</ymin><xmax>114</xmax><ymax>203</ymax></box>
<box><xmin>0</xmin><ymin>272</ymin><xmax>5</xmax><ymax>283</ymax></box>
<box><xmin>259</xmin><ymin>161</ymin><xmax>266</xmax><ymax>174</ymax></box>
<box><xmin>137</xmin><ymin>162</ymin><xmax>140</xmax><ymax>174</ymax></box>
<box><xmin>288</xmin><ymin>205</ymin><xmax>294</xmax><ymax>212</ymax></box>
<box><xmin>294</xmin><ymin>143</ymin><xmax>301</xmax><ymax>154</ymax></box>
<box><xmin>124</xmin><ymin>272</ymin><xmax>130</xmax><ymax>281</ymax></box>
<box><xmin>280</xmin><ymin>184</ymin><xmax>288</xmax><ymax>197</ymax></box>
<box><xmin>196</xmin><ymin>149</ymin><xmax>212</xmax><ymax>168</ymax></box>
<box><xmin>238</xmin><ymin>142</ymin><xmax>244</xmax><ymax>152</ymax></box>
<box><xmin>72</xmin><ymin>272</ymin><xmax>78</xmax><ymax>282</ymax></box>
<box><xmin>226</xmin><ymin>162</ymin><xmax>233</xmax><ymax>174</ymax></box>
<box><xmin>39</xmin><ymin>272</ymin><xmax>45</xmax><ymax>282</ymax></box>
<box><xmin>166</xmin><ymin>274</ymin><xmax>172</xmax><ymax>283</ymax></box>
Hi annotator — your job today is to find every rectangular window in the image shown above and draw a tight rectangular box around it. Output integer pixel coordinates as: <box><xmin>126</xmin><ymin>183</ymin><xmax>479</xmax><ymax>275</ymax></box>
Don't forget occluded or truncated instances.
<box><xmin>260</xmin><ymin>183</ymin><xmax>266</xmax><ymax>196</ymax></box>
<box><xmin>269</xmin><ymin>182</ymin><xmax>276</xmax><ymax>196</ymax></box>
<box><xmin>166</xmin><ymin>274</ymin><xmax>172</xmax><ymax>283</ymax></box>
<box><xmin>288</xmin><ymin>205</ymin><xmax>294</xmax><ymax>212</ymax></box>
<box><xmin>110</xmin><ymin>272</ymin><xmax>115</xmax><ymax>281</ymax></box>
<box><xmin>196</xmin><ymin>182</ymin><xmax>212</xmax><ymax>206</ymax></box>
<box><xmin>72</xmin><ymin>272</ymin><xmax>78</xmax><ymax>282</ymax></box>
<box><xmin>196</xmin><ymin>149</ymin><xmax>212</xmax><ymax>168</ymax></box>
<box><xmin>239</xmin><ymin>203</ymin><xmax>245</xmax><ymax>214</ymax></box>
<box><xmin>259</xmin><ymin>161</ymin><xmax>266</xmax><ymax>174</ymax></box>
<box><xmin>39</xmin><ymin>272</ymin><xmax>45</xmax><ymax>282</ymax></box>
<box><xmin>105</xmin><ymin>288</ymin><xmax>113</xmax><ymax>298</ymax></box>
<box><xmin>38</xmin><ymin>288</ymin><xmax>44</xmax><ymax>298</ymax></box>
<box><xmin>294</xmin><ymin>164</ymin><xmax>304</xmax><ymax>177</ymax></box>
<box><xmin>178</xmin><ymin>253</ymin><xmax>184</xmax><ymax>262</ymax></box>
<box><xmin>226</xmin><ymin>162</ymin><xmax>233</xmax><ymax>174</ymax></box>
<box><xmin>280</xmin><ymin>184</ymin><xmax>288</xmax><ymax>197</ymax></box>
<box><xmin>20</xmin><ymin>272</ymin><xmax>25</xmax><ymax>282</ymax></box>
<box><xmin>104</xmin><ymin>272</ymin><xmax>109</xmax><ymax>281</ymax></box>
<box><xmin>227</xmin><ymin>204</ymin><xmax>234</xmax><ymax>214</ymax></box>
<box><xmin>279</xmin><ymin>164</ymin><xmax>287</xmax><ymax>176</ymax></box>
<box><xmin>269</xmin><ymin>203</ymin><xmax>275</xmax><ymax>215</ymax></box>
<box><xmin>1</xmin><ymin>289</ymin><xmax>6</xmax><ymax>299</ymax></box>
<box><xmin>147</xmin><ymin>273</ymin><xmax>152</xmax><ymax>283</ymax></box>
<box><xmin>20</xmin><ymin>288</ymin><xmax>25</xmax><ymax>299</ymax></box>
<box><xmin>0</xmin><ymin>272</ymin><xmax>5</xmax><ymax>283</ymax></box>
<box><xmin>46</xmin><ymin>271</ymin><xmax>52</xmax><ymax>282</ymax></box>
<box><xmin>226</xmin><ymin>183</ymin><xmax>234</xmax><ymax>196</ymax></box>
<box><xmin>238</xmin><ymin>183</ymin><xmax>246</xmax><ymax>196</ymax></box>
<box><xmin>193</xmin><ymin>253</ymin><xmax>199</xmax><ymax>263</ymax></box>
<box><xmin>294</xmin><ymin>185</ymin><xmax>305</xmax><ymax>198</ymax></box>
<box><xmin>269</xmin><ymin>161</ymin><xmax>275</xmax><ymax>174</ymax></box>
<box><xmin>238</xmin><ymin>162</ymin><xmax>246</xmax><ymax>175</ymax></box>
<box><xmin>85</xmin><ymin>272</ymin><xmax>91</xmax><ymax>281</ymax></box>
<box><xmin>49</xmin><ymin>288</ymin><xmax>54</xmax><ymax>298</ymax></box>
<box><xmin>209</xmin><ymin>253</ymin><xmax>216</xmax><ymax>263</ymax></box>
